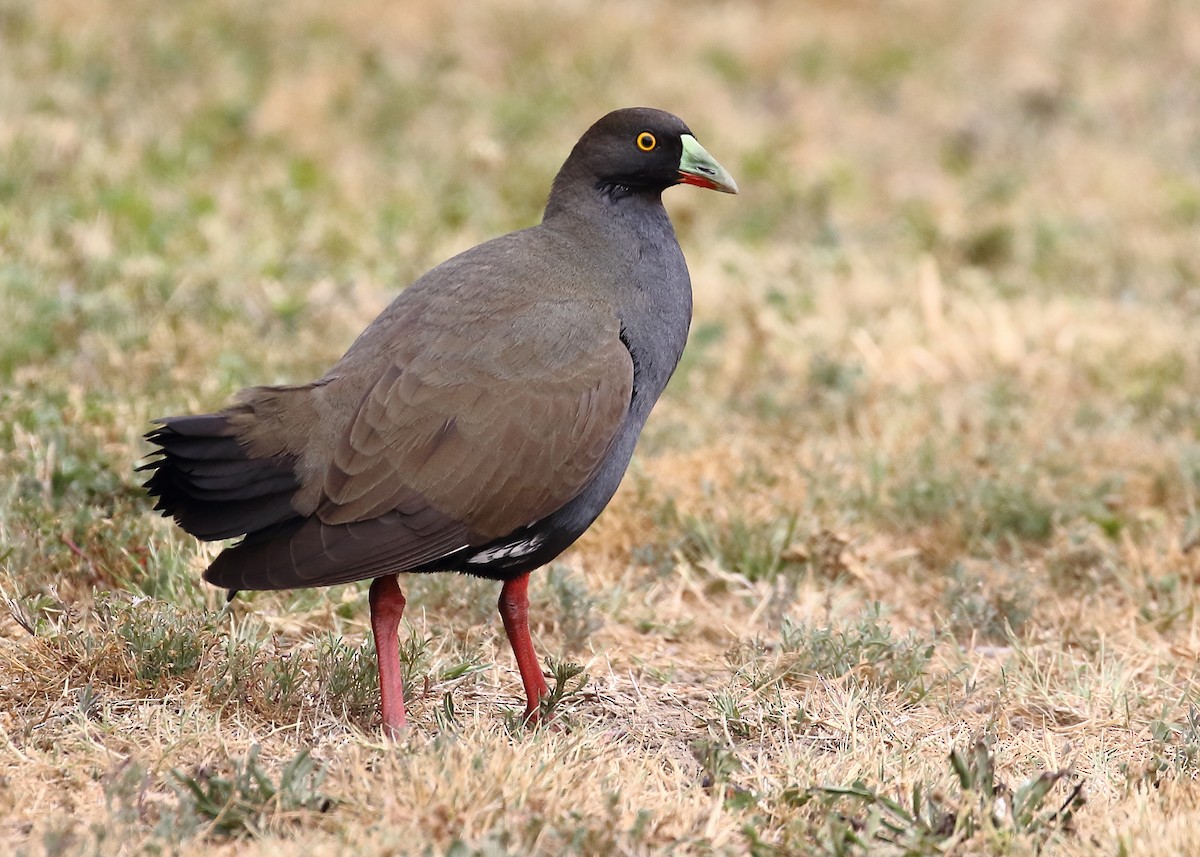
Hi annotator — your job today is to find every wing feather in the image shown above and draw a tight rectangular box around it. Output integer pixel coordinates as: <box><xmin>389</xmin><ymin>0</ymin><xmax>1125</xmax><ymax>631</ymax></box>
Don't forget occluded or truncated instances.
<box><xmin>207</xmin><ymin>297</ymin><xmax>633</xmax><ymax>590</ymax></box>
<box><xmin>318</xmin><ymin>306</ymin><xmax>633</xmax><ymax>541</ymax></box>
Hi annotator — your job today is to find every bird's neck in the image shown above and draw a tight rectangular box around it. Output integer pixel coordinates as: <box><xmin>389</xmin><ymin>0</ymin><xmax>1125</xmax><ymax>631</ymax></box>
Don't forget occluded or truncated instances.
<box><xmin>543</xmin><ymin>156</ymin><xmax>674</xmax><ymax>217</ymax></box>
<box><xmin>544</xmin><ymin>183</ymin><xmax>692</xmax><ymax>421</ymax></box>
<box><xmin>543</xmin><ymin>182</ymin><xmax>676</xmax><ymax>256</ymax></box>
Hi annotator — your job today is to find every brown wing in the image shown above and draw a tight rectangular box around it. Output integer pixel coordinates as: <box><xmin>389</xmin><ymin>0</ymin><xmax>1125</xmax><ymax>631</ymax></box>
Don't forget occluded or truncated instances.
<box><xmin>204</xmin><ymin>505</ymin><xmax>474</xmax><ymax>590</ymax></box>
<box><xmin>205</xmin><ymin>301</ymin><xmax>633</xmax><ymax>591</ymax></box>
<box><xmin>321</xmin><ymin>307</ymin><xmax>634</xmax><ymax>538</ymax></box>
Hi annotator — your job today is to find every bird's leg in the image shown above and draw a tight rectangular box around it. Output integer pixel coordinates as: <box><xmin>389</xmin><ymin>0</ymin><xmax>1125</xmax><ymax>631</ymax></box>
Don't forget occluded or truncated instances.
<box><xmin>369</xmin><ymin>574</ymin><xmax>407</xmax><ymax>739</ymax></box>
<box><xmin>498</xmin><ymin>572</ymin><xmax>551</xmax><ymax>722</ymax></box>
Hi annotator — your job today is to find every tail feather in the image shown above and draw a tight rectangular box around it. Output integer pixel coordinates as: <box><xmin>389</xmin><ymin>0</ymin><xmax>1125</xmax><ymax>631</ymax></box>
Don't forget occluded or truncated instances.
<box><xmin>142</xmin><ymin>413</ymin><xmax>301</xmax><ymax>541</ymax></box>
<box><xmin>183</xmin><ymin>469</ymin><xmax>298</xmax><ymax>497</ymax></box>
<box><xmin>165</xmin><ymin>456</ymin><xmax>288</xmax><ymax>479</ymax></box>
<box><xmin>171</xmin><ymin>495</ymin><xmax>300</xmax><ymax>541</ymax></box>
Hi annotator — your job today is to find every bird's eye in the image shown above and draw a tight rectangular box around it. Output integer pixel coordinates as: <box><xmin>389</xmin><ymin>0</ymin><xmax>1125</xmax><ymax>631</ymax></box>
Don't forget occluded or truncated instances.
<box><xmin>636</xmin><ymin>132</ymin><xmax>657</xmax><ymax>152</ymax></box>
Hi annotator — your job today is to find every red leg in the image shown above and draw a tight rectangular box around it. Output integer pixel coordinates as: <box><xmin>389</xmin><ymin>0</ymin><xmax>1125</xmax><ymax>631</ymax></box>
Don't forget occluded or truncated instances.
<box><xmin>498</xmin><ymin>572</ymin><xmax>550</xmax><ymax>721</ymax></box>
<box><xmin>369</xmin><ymin>574</ymin><xmax>407</xmax><ymax>739</ymax></box>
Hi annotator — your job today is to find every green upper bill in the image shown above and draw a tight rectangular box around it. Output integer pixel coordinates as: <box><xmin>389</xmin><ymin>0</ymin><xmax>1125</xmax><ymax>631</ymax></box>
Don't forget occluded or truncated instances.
<box><xmin>678</xmin><ymin>134</ymin><xmax>738</xmax><ymax>194</ymax></box>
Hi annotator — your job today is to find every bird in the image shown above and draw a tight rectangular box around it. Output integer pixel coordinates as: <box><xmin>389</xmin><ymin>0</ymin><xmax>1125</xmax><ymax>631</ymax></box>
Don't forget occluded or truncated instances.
<box><xmin>142</xmin><ymin>107</ymin><xmax>737</xmax><ymax>737</ymax></box>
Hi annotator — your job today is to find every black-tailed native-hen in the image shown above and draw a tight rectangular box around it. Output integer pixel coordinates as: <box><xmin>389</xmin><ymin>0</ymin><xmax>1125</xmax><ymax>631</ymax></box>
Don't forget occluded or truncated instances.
<box><xmin>142</xmin><ymin>108</ymin><xmax>737</xmax><ymax>737</ymax></box>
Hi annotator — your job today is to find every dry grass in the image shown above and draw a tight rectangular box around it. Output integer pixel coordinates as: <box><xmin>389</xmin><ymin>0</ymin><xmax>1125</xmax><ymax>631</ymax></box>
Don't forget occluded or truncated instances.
<box><xmin>3</xmin><ymin>0</ymin><xmax>1200</xmax><ymax>853</ymax></box>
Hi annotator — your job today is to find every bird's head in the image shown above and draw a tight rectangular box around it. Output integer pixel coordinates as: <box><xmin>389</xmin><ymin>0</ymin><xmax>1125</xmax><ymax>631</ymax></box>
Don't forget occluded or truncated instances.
<box><xmin>552</xmin><ymin>107</ymin><xmax>738</xmax><ymax>203</ymax></box>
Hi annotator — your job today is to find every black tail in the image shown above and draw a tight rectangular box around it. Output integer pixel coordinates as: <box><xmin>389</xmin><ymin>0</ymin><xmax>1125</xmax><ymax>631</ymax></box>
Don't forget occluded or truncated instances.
<box><xmin>141</xmin><ymin>414</ymin><xmax>301</xmax><ymax>541</ymax></box>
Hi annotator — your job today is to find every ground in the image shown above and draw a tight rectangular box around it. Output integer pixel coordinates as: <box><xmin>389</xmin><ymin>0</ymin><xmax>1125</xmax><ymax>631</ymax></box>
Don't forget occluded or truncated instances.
<box><xmin>2</xmin><ymin>0</ymin><xmax>1200</xmax><ymax>854</ymax></box>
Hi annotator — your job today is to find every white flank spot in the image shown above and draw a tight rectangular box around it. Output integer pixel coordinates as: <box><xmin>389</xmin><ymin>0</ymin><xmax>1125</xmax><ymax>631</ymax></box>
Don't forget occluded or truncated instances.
<box><xmin>466</xmin><ymin>534</ymin><xmax>546</xmax><ymax>564</ymax></box>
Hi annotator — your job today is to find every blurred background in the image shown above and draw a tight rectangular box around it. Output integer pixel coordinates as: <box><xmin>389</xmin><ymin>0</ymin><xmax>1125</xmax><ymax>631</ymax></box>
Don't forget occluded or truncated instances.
<box><xmin>6</xmin><ymin>0</ymin><xmax>1199</xmax><ymax>388</ymax></box>
<box><xmin>3</xmin><ymin>0</ymin><xmax>1200</xmax><ymax>853</ymax></box>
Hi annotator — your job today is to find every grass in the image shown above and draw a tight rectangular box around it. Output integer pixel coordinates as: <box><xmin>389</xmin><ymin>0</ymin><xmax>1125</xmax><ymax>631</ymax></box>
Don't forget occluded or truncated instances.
<box><xmin>3</xmin><ymin>0</ymin><xmax>1200</xmax><ymax>853</ymax></box>
<box><xmin>805</xmin><ymin>736</ymin><xmax>1085</xmax><ymax>854</ymax></box>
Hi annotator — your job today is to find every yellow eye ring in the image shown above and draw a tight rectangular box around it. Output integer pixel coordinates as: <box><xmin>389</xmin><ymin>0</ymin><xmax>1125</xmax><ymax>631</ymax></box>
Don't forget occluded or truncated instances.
<box><xmin>636</xmin><ymin>132</ymin><xmax>657</xmax><ymax>152</ymax></box>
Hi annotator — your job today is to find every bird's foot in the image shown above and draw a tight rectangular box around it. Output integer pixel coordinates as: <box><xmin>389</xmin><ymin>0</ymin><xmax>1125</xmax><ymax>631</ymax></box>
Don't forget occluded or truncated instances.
<box><xmin>381</xmin><ymin>720</ymin><xmax>407</xmax><ymax>741</ymax></box>
<box><xmin>522</xmin><ymin>702</ymin><xmax>569</xmax><ymax>733</ymax></box>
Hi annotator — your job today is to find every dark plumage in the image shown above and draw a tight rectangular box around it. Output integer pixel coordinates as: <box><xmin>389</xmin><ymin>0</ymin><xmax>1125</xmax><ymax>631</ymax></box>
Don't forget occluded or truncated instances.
<box><xmin>142</xmin><ymin>107</ymin><xmax>737</xmax><ymax>736</ymax></box>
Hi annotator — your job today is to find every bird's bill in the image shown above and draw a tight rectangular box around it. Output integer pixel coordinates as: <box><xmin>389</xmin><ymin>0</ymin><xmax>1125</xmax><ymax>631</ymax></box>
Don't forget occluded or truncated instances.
<box><xmin>678</xmin><ymin>134</ymin><xmax>739</xmax><ymax>194</ymax></box>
